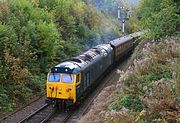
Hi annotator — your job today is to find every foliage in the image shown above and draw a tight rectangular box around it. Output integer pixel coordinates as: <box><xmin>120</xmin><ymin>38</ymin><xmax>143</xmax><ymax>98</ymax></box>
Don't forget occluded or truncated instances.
<box><xmin>139</xmin><ymin>79</ymin><xmax>180</xmax><ymax>122</ymax></box>
<box><xmin>137</xmin><ymin>0</ymin><xmax>179</xmax><ymax>39</ymax></box>
<box><xmin>109</xmin><ymin>37</ymin><xmax>180</xmax><ymax>122</ymax></box>
<box><xmin>0</xmin><ymin>87</ymin><xmax>15</xmax><ymax>111</ymax></box>
<box><xmin>126</xmin><ymin>10</ymin><xmax>141</xmax><ymax>33</ymax></box>
<box><xmin>109</xmin><ymin>95</ymin><xmax>144</xmax><ymax>112</ymax></box>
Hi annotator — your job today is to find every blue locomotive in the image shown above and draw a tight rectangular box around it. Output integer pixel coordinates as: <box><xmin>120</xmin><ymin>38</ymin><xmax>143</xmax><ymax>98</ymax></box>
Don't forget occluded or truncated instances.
<box><xmin>46</xmin><ymin>32</ymin><xmax>142</xmax><ymax>108</ymax></box>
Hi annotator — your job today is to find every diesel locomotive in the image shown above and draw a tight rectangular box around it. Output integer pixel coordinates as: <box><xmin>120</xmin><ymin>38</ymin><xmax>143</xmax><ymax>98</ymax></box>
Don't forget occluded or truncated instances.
<box><xmin>46</xmin><ymin>32</ymin><xmax>142</xmax><ymax>109</ymax></box>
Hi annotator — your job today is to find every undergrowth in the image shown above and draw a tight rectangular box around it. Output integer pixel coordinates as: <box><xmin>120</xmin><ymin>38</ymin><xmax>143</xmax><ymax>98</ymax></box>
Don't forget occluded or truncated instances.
<box><xmin>0</xmin><ymin>74</ymin><xmax>45</xmax><ymax>112</ymax></box>
<box><xmin>108</xmin><ymin>37</ymin><xmax>180</xmax><ymax>122</ymax></box>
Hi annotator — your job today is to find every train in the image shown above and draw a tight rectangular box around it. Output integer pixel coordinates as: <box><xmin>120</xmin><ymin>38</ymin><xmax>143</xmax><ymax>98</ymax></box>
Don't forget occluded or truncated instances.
<box><xmin>46</xmin><ymin>32</ymin><xmax>142</xmax><ymax>109</ymax></box>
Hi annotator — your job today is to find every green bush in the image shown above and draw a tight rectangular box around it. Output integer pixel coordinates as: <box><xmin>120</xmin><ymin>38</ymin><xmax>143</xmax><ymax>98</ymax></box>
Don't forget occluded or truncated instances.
<box><xmin>137</xmin><ymin>65</ymin><xmax>173</xmax><ymax>94</ymax></box>
<box><xmin>29</xmin><ymin>75</ymin><xmax>46</xmax><ymax>94</ymax></box>
<box><xmin>137</xmin><ymin>0</ymin><xmax>179</xmax><ymax>39</ymax></box>
<box><xmin>109</xmin><ymin>95</ymin><xmax>144</xmax><ymax>113</ymax></box>
<box><xmin>13</xmin><ymin>85</ymin><xmax>33</xmax><ymax>102</ymax></box>
<box><xmin>0</xmin><ymin>87</ymin><xmax>15</xmax><ymax>112</ymax></box>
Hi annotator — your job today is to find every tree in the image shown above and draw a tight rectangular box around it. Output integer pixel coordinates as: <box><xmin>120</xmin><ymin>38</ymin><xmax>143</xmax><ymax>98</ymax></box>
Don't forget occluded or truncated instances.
<box><xmin>138</xmin><ymin>0</ymin><xmax>179</xmax><ymax>39</ymax></box>
<box><xmin>0</xmin><ymin>0</ymin><xmax>63</xmax><ymax>111</ymax></box>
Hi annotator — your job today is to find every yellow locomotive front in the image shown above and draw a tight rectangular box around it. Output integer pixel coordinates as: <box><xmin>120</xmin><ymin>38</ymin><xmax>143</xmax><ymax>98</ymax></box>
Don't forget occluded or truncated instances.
<box><xmin>47</xmin><ymin>73</ymin><xmax>76</xmax><ymax>102</ymax></box>
<box><xmin>46</xmin><ymin>64</ymin><xmax>81</xmax><ymax>108</ymax></box>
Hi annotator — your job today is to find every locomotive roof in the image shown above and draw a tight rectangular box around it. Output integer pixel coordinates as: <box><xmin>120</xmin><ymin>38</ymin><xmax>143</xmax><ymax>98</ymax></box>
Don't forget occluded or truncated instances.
<box><xmin>50</xmin><ymin>62</ymin><xmax>81</xmax><ymax>74</ymax></box>
<box><xmin>50</xmin><ymin>44</ymin><xmax>113</xmax><ymax>74</ymax></box>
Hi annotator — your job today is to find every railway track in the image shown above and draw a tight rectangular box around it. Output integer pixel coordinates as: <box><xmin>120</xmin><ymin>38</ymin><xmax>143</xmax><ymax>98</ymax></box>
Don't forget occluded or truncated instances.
<box><xmin>0</xmin><ymin>96</ymin><xmax>45</xmax><ymax>122</ymax></box>
<box><xmin>45</xmin><ymin>111</ymin><xmax>73</xmax><ymax>123</ymax></box>
<box><xmin>18</xmin><ymin>103</ymin><xmax>55</xmax><ymax>123</ymax></box>
<box><xmin>18</xmin><ymin>103</ymin><xmax>75</xmax><ymax>123</ymax></box>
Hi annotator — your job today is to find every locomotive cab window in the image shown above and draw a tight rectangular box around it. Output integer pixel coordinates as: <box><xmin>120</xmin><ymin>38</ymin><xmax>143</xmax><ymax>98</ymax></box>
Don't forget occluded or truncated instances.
<box><xmin>62</xmin><ymin>74</ymin><xmax>74</xmax><ymax>83</ymax></box>
<box><xmin>48</xmin><ymin>73</ymin><xmax>60</xmax><ymax>82</ymax></box>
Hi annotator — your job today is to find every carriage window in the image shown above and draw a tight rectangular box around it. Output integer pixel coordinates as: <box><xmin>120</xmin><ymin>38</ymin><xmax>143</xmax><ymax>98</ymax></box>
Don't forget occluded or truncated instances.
<box><xmin>76</xmin><ymin>74</ymin><xmax>80</xmax><ymax>83</ymax></box>
<box><xmin>48</xmin><ymin>73</ymin><xmax>60</xmax><ymax>82</ymax></box>
<box><xmin>62</xmin><ymin>74</ymin><xmax>74</xmax><ymax>83</ymax></box>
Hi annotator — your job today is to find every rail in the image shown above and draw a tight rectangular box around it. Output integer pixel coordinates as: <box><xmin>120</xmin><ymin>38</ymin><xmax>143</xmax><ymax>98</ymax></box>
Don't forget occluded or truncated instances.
<box><xmin>18</xmin><ymin>104</ymin><xmax>55</xmax><ymax>123</ymax></box>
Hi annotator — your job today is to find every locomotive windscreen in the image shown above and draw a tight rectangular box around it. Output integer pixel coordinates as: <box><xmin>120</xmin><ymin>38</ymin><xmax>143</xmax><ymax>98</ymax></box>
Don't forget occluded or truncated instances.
<box><xmin>48</xmin><ymin>73</ymin><xmax>60</xmax><ymax>82</ymax></box>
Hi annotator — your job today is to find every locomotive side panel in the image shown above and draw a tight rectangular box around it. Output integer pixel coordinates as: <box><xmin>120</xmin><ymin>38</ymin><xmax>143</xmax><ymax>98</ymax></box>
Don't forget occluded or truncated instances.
<box><xmin>77</xmin><ymin>44</ymin><xmax>114</xmax><ymax>100</ymax></box>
